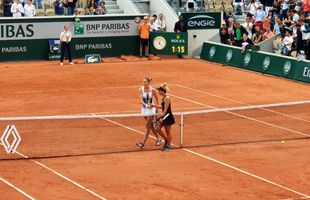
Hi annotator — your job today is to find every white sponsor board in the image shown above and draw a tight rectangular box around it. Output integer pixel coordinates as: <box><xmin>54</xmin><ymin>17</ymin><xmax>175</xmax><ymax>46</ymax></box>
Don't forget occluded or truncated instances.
<box><xmin>0</xmin><ymin>20</ymin><xmax>140</xmax><ymax>41</ymax></box>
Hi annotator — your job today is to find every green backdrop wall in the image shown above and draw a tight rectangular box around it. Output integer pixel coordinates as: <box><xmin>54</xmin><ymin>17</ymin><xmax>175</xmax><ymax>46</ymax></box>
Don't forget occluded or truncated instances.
<box><xmin>201</xmin><ymin>41</ymin><xmax>310</xmax><ymax>84</ymax></box>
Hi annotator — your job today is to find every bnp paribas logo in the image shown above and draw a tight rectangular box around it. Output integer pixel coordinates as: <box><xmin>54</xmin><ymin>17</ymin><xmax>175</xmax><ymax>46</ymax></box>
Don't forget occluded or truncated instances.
<box><xmin>226</xmin><ymin>49</ymin><xmax>233</xmax><ymax>62</ymax></box>
<box><xmin>283</xmin><ymin>61</ymin><xmax>292</xmax><ymax>75</ymax></box>
<box><xmin>74</xmin><ymin>24</ymin><xmax>84</xmax><ymax>35</ymax></box>
<box><xmin>262</xmin><ymin>57</ymin><xmax>271</xmax><ymax>71</ymax></box>
<box><xmin>209</xmin><ymin>46</ymin><xmax>216</xmax><ymax>59</ymax></box>
<box><xmin>243</xmin><ymin>53</ymin><xmax>251</xmax><ymax>66</ymax></box>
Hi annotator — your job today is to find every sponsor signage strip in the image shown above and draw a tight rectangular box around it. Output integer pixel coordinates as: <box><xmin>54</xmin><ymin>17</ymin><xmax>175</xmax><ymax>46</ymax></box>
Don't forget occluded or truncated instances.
<box><xmin>182</xmin><ymin>12</ymin><xmax>221</xmax><ymax>30</ymax></box>
<box><xmin>0</xmin><ymin>20</ymin><xmax>139</xmax><ymax>41</ymax></box>
<box><xmin>0</xmin><ymin>15</ymin><xmax>143</xmax><ymax>61</ymax></box>
<box><xmin>200</xmin><ymin>42</ymin><xmax>310</xmax><ymax>84</ymax></box>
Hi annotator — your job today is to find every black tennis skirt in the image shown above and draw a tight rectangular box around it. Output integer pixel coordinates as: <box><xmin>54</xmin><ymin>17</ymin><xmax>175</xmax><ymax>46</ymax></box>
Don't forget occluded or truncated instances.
<box><xmin>163</xmin><ymin>114</ymin><xmax>175</xmax><ymax>126</ymax></box>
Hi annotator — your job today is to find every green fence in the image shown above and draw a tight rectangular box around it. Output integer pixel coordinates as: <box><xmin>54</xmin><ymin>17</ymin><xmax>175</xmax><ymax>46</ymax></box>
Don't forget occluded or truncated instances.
<box><xmin>200</xmin><ymin>41</ymin><xmax>310</xmax><ymax>84</ymax></box>
<box><xmin>0</xmin><ymin>15</ymin><xmax>144</xmax><ymax>62</ymax></box>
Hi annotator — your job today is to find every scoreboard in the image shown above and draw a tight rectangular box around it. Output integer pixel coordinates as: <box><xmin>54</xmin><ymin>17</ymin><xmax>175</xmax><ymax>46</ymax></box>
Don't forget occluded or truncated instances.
<box><xmin>150</xmin><ymin>32</ymin><xmax>188</xmax><ymax>55</ymax></box>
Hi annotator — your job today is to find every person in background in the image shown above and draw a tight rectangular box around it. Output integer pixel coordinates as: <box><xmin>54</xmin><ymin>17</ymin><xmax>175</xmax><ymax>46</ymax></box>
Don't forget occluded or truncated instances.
<box><xmin>227</xmin><ymin>28</ymin><xmax>235</xmax><ymax>46</ymax></box>
<box><xmin>300</xmin><ymin>19</ymin><xmax>310</xmax><ymax>55</ymax></box>
<box><xmin>4</xmin><ymin>0</ymin><xmax>13</xmax><ymax>16</ymax></box>
<box><xmin>11</xmin><ymin>0</ymin><xmax>24</xmax><ymax>17</ymax></box>
<box><xmin>302</xmin><ymin>0</ymin><xmax>310</xmax><ymax>17</ymax></box>
<box><xmin>150</xmin><ymin>17</ymin><xmax>159</xmax><ymax>32</ymax></box>
<box><xmin>234</xmin><ymin>22</ymin><xmax>247</xmax><ymax>46</ymax></box>
<box><xmin>262</xmin><ymin>26</ymin><xmax>275</xmax><ymax>40</ymax></box>
<box><xmin>264</xmin><ymin>0</ymin><xmax>273</xmax><ymax>14</ymax></box>
<box><xmin>139</xmin><ymin>16</ymin><xmax>151</xmax><ymax>57</ymax></box>
<box><xmin>254</xmin><ymin>4</ymin><xmax>266</xmax><ymax>30</ymax></box>
<box><xmin>220</xmin><ymin>22</ymin><xmax>229</xmax><ymax>44</ymax></box>
<box><xmin>281</xmin><ymin>29</ymin><xmax>294</xmax><ymax>56</ymax></box>
<box><xmin>273</xmin><ymin>17</ymin><xmax>282</xmax><ymax>35</ymax></box>
<box><xmin>60</xmin><ymin>25</ymin><xmax>73</xmax><ymax>66</ymax></box>
<box><xmin>24</xmin><ymin>0</ymin><xmax>36</xmax><ymax>17</ymax></box>
<box><xmin>174</xmin><ymin>15</ymin><xmax>188</xmax><ymax>58</ymax></box>
<box><xmin>252</xmin><ymin>25</ymin><xmax>263</xmax><ymax>44</ymax></box>
<box><xmin>233</xmin><ymin>0</ymin><xmax>245</xmax><ymax>14</ymax></box>
<box><xmin>87</xmin><ymin>6</ymin><xmax>96</xmax><ymax>15</ymax></box>
<box><xmin>246</xmin><ymin>0</ymin><xmax>259</xmax><ymax>16</ymax></box>
<box><xmin>35</xmin><ymin>0</ymin><xmax>44</xmax><ymax>9</ymax></box>
<box><xmin>54</xmin><ymin>0</ymin><xmax>67</xmax><ymax>16</ymax></box>
<box><xmin>157</xmin><ymin>13</ymin><xmax>166</xmax><ymax>32</ymax></box>
<box><xmin>241</xmin><ymin>33</ymin><xmax>254</xmax><ymax>53</ymax></box>
<box><xmin>184</xmin><ymin>0</ymin><xmax>198</xmax><ymax>12</ymax></box>
<box><xmin>292</xmin><ymin>9</ymin><xmax>300</xmax><ymax>22</ymax></box>
<box><xmin>67</xmin><ymin>0</ymin><xmax>77</xmax><ymax>15</ymax></box>
<box><xmin>267</xmin><ymin>10</ymin><xmax>275</xmax><ymax>26</ymax></box>
<box><xmin>87</xmin><ymin>0</ymin><xmax>97</xmax><ymax>9</ymax></box>
<box><xmin>73</xmin><ymin>9</ymin><xmax>80</xmax><ymax>16</ymax></box>
<box><xmin>272</xmin><ymin>0</ymin><xmax>281</xmax><ymax>17</ymax></box>
<box><xmin>242</xmin><ymin>17</ymin><xmax>253</xmax><ymax>39</ymax></box>
<box><xmin>283</xmin><ymin>10</ymin><xmax>293</xmax><ymax>28</ymax></box>
<box><xmin>95</xmin><ymin>6</ymin><xmax>105</xmax><ymax>15</ymax></box>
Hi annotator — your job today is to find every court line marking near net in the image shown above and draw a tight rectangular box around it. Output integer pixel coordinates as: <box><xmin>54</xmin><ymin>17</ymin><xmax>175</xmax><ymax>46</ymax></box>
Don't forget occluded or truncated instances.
<box><xmin>0</xmin><ymin>177</ymin><xmax>36</xmax><ymax>200</ymax></box>
<box><xmin>175</xmin><ymin>84</ymin><xmax>310</xmax><ymax>123</ymax></box>
<box><xmin>12</xmin><ymin>84</ymin><xmax>180</xmax><ymax>94</ymax></box>
<box><xmin>100</xmin><ymin>116</ymin><xmax>310</xmax><ymax>199</ymax></box>
<box><xmin>169</xmin><ymin>94</ymin><xmax>310</xmax><ymax>138</ymax></box>
<box><xmin>0</xmin><ymin>144</ymin><xmax>106</xmax><ymax>200</ymax></box>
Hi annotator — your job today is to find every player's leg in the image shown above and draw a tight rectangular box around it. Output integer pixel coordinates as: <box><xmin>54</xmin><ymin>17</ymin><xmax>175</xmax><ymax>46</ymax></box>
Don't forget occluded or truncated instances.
<box><xmin>60</xmin><ymin>42</ymin><xmax>66</xmax><ymax>65</ymax></box>
<box><xmin>156</xmin><ymin>123</ymin><xmax>167</xmax><ymax>147</ymax></box>
<box><xmin>149</xmin><ymin>116</ymin><xmax>163</xmax><ymax>145</ymax></box>
<box><xmin>163</xmin><ymin>125</ymin><xmax>172</xmax><ymax>151</ymax></box>
<box><xmin>139</xmin><ymin>39</ymin><xmax>144</xmax><ymax>57</ymax></box>
<box><xmin>136</xmin><ymin>116</ymin><xmax>153</xmax><ymax>149</ymax></box>
<box><xmin>67</xmin><ymin>43</ymin><xmax>73</xmax><ymax>64</ymax></box>
<box><xmin>145</xmin><ymin>39</ymin><xmax>149</xmax><ymax>57</ymax></box>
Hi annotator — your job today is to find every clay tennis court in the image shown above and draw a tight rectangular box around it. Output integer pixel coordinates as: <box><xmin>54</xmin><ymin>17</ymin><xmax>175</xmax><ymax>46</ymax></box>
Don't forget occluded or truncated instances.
<box><xmin>0</xmin><ymin>58</ymin><xmax>309</xmax><ymax>200</ymax></box>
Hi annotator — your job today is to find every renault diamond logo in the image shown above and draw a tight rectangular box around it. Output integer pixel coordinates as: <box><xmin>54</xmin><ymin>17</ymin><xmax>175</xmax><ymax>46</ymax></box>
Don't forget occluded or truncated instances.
<box><xmin>1</xmin><ymin>125</ymin><xmax>21</xmax><ymax>154</ymax></box>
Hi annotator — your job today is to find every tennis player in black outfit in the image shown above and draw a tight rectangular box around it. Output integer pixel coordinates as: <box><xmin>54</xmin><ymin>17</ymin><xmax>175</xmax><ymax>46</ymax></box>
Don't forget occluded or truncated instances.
<box><xmin>152</xmin><ymin>83</ymin><xmax>175</xmax><ymax>151</ymax></box>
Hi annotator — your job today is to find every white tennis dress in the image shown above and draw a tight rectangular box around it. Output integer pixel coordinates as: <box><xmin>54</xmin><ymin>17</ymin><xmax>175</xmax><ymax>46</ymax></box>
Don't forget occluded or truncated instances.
<box><xmin>141</xmin><ymin>86</ymin><xmax>156</xmax><ymax>115</ymax></box>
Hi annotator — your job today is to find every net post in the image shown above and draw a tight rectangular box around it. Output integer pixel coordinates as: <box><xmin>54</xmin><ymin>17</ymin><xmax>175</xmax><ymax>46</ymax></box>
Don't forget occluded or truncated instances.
<box><xmin>180</xmin><ymin>113</ymin><xmax>184</xmax><ymax>148</ymax></box>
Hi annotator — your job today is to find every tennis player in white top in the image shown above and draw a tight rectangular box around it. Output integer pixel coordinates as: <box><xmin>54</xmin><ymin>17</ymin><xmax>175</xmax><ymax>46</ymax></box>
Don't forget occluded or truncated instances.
<box><xmin>136</xmin><ymin>77</ymin><xmax>164</xmax><ymax>149</ymax></box>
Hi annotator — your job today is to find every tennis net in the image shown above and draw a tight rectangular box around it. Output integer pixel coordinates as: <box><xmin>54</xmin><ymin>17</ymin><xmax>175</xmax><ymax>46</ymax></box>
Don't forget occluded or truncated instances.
<box><xmin>0</xmin><ymin>101</ymin><xmax>309</xmax><ymax>160</ymax></box>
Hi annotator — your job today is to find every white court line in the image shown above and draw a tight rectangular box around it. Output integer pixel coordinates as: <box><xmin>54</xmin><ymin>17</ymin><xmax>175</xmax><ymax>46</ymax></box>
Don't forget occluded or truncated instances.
<box><xmin>280</xmin><ymin>197</ymin><xmax>310</xmax><ymax>200</ymax></box>
<box><xmin>100</xmin><ymin>116</ymin><xmax>310</xmax><ymax>199</ymax></box>
<box><xmin>0</xmin><ymin>177</ymin><xmax>36</xmax><ymax>200</ymax></box>
<box><xmin>0</xmin><ymin>143</ymin><xmax>106</xmax><ymax>200</ymax></box>
<box><xmin>175</xmin><ymin>84</ymin><xmax>310</xmax><ymax>123</ymax></box>
<box><xmin>169</xmin><ymin>93</ymin><xmax>310</xmax><ymax>138</ymax></box>
<box><xmin>13</xmin><ymin>84</ymin><xmax>180</xmax><ymax>94</ymax></box>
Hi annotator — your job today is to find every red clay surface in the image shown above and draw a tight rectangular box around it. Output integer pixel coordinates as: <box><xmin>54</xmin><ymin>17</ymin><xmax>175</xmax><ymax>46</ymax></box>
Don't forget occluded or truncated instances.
<box><xmin>0</xmin><ymin>58</ymin><xmax>309</xmax><ymax>200</ymax></box>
